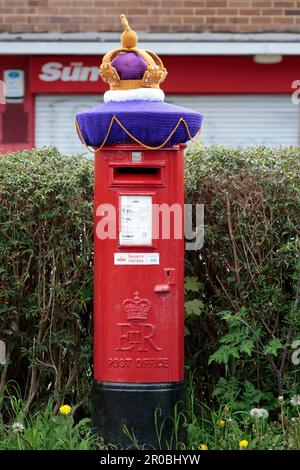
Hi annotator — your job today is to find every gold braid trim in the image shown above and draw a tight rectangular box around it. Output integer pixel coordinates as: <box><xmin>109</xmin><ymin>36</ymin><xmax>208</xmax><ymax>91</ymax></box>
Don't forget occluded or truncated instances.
<box><xmin>75</xmin><ymin>115</ymin><xmax>202</xmax><ymax>153</ymax></box>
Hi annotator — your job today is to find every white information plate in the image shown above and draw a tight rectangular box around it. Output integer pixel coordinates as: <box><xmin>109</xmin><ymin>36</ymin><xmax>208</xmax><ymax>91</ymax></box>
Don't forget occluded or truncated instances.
<box><xmin>114</xmin><ymin>253</ymin><xmax>159</xmax><ymax>265</ymax></box>
<box><xmin>4</xmin><ymin>70</ymin><xmax>25</xmax><ymax>99</ymax></box>
<box><xmin>119</xmin><ymin>195</ymin><xmax>152</xmax><ymax>245</ymax></box>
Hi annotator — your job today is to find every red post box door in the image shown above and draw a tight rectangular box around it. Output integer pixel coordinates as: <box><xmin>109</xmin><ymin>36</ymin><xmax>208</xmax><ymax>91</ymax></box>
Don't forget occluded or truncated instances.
<box><xmin>94</xmin><ymin>145</ymin><xmax>184</xmax><ymax>383</ymax></box>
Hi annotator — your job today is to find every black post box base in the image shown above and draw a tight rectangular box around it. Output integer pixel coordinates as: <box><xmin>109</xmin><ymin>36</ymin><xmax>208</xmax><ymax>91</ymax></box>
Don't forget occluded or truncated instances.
<box><xmin>92</xmin><ymin>380</ymin><xmax>185</xmax><ymax>449</ymax></box>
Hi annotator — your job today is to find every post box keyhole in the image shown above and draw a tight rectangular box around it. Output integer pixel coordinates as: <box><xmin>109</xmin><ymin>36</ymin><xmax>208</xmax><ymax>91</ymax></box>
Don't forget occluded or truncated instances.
<box><xmin>164</xmin><ymin>268</ymin><xmax>175</xmax><ymax>285</ymax></box>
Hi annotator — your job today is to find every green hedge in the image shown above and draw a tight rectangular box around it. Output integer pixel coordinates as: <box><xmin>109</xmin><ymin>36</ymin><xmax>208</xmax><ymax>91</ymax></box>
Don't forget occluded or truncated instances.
<box><xmin>185</xmin><ymin>144</ymin><xmax>300</xmax><ymax>409</ymax></box>
<box><xmin>0</xmin><ymin>145</ymin><xmax>300</xmax><ymax>413</ymax></box>
<box><xmin>0</xmin><ymin>147</ymin><xmax>93</xmax><ymax>412</ymax></box>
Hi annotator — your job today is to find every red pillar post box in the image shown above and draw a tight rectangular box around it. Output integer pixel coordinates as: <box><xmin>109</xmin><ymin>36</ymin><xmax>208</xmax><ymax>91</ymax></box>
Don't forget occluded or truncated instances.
<box><xmin>75</xmin><ymin>14</ymin><xmax>202</xmax><ymax>447</ymax></box>
<box><xmin>92</xmin><ymin>144</ymin><xmax>185</xmax><ymax>445</ymax></box>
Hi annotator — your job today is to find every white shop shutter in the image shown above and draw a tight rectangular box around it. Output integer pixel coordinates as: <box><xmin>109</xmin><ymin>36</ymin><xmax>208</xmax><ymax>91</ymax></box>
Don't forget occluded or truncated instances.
<box><xmin>35</xmin><ymin>94</ymin><xmax>101</xmax><ymax>155</ymax></box>
<box><xmin>35</xmin><ymin>94</ymin><xmax>299</xmax><ymax>154</ymax></box>
<box><xmin>167</xmin><ymin>94</ymin><xmax>299</xmax><ymax>147</ymax></box>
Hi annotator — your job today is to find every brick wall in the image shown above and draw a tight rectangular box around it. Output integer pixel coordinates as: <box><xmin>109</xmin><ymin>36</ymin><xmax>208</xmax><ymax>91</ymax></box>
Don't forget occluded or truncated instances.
<box><xmin>0</xmin><ymin>0</ymin><xmax>300</xmax><ymax>33</ymax></box>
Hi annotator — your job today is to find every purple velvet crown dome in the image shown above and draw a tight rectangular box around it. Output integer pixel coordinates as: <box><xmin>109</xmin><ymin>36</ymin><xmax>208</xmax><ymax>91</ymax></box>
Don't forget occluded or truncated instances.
<box><xmin>111</xmin><ymin>52</ymin><xmax>148</xmax><ymax>80</ymax></box>
<box><xmin>75</xmin><ymin>15</ymin><xmax>203</xmax><ymax>150</ymax></box>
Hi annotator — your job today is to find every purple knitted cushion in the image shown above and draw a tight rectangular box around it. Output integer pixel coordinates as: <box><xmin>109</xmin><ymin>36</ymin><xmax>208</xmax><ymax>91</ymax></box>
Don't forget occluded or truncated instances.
<box><xmin>76</xmin><ymin>100</ymin><xmax>203</xmax><ymax>148</ymax></box>
<box><xmin>111</xmin><ymin>52</ymin><xmax>148</xmax><ymax>80</ymax></box>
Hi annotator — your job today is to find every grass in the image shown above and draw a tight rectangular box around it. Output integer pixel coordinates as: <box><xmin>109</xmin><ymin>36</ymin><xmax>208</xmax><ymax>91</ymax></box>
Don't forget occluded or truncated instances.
<box><xmin>1</xmin><ymin>381</ymin><xmax>300</xmax><ymax>450</ymax></box>
<box><xmin>0</xmin><ymin>384</ymin><xmax>105</xmax><ymax>450</ymax></box>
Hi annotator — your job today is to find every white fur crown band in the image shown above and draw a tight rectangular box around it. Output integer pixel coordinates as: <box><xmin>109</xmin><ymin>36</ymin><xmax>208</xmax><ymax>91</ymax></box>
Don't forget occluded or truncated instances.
<box><xmin>104</xmin><ymin>88</ymin><xmax>165</xmax><ymax>103</ymax></box>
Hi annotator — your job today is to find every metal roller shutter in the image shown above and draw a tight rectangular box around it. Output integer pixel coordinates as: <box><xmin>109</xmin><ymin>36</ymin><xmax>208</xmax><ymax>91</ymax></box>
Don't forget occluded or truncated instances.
<box><xmin>35</xmin><ymin>94</ymin><xmax>101</xmax><ymax>155</ymax></box>
<box><xmin>35</xmin><ymin>94</ymin><xmax>299</xmax><ymax>154</ymax></box>
<box><xmin>168</xmin><ymin>95</ymin><xmax>299</xmax><ymax>147</ymax></box>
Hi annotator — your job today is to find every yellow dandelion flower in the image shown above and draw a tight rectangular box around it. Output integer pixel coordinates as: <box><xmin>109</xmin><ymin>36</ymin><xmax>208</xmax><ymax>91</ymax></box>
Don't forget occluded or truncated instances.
<box><xmin>217</xmin><ymin>419</ymin><xmax>225</xmax><ymax>426</ymax></box>
<box><xmin>59</xmin><ymin>404</ymin><xmax>72</xmax><ymax>415</ymax></box>
<box><xmin>239</xmin><ymin>439</ymin><xmax>249</xmax><ymax>449</ymax></box>
<box><xmin>198</xmin><ymin>444</ymin><xmax>208</xmax><ymax>450</ymax></box>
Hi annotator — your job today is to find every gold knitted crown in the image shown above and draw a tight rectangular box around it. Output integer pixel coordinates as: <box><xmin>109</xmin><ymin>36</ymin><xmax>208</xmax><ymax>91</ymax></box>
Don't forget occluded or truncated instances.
<box><xmin>99</xmin><ymin>14</ymin><xmax>168</xmax><ymax>91</ymax></box>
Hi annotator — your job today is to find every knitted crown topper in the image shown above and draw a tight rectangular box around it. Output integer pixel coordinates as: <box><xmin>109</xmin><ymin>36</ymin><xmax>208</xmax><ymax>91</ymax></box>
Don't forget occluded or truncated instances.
<box><xmin>99</xmin><ymin>14</ymin><xmax>168</xmax><ymax>91</ymax></box>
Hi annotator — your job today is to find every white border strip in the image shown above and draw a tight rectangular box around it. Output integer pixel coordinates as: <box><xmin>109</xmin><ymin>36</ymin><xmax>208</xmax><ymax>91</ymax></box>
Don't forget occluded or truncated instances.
<box><xmin>104</xmin><ymin>88</ymin><xmax>165</xmax><ymax>103</ymax></box>
<box><xmin>0</xmin><ymin>41</ymin><xmax>300</xmax><ymax>55</ymax></box>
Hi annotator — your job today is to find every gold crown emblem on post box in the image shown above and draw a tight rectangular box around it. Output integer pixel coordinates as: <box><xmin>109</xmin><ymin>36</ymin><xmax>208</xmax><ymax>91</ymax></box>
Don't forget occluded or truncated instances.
<box><xmin>122</xmin><ymin>292</ymin><xmax>152</xmax><ymax>321</ymax></box>
<box><xmin>99</xmin><ymin>14</ymin><xmax>167</xmax><ymax>90</ymax></box>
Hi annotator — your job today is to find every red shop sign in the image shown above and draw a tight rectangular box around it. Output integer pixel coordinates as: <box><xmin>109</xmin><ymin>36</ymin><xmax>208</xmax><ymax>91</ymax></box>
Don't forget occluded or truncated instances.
<box><xmin>30</xmin><ymin>56</ymin><xmax>104</xmax><ymax>93</ymax></box>
<box><xmin>29</xmin><ymin>55</ymin><xmax>297</xmax><ymax>94</ymax></box>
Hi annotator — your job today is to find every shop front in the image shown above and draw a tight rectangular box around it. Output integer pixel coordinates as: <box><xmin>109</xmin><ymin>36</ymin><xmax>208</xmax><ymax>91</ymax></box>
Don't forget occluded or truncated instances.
<box><xmin>0</xmin><ymin>54</ymin><xmax>299</xmax><ymax>154</ymax></box>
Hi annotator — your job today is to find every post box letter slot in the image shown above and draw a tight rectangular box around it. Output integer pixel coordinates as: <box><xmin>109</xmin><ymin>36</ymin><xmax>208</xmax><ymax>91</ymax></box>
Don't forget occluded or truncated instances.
<box><xmin>113</xmin><ymin>166</ymin><xmax>162</xmax><ymax>184</ymax></box>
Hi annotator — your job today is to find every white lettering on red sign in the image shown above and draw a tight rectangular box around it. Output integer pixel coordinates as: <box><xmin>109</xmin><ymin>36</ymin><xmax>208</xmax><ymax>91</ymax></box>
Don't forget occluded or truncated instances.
<box><xmin>39</xmin><ymin>61</ymin><xmax>99</xmax><ymax>82</ymax></box>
